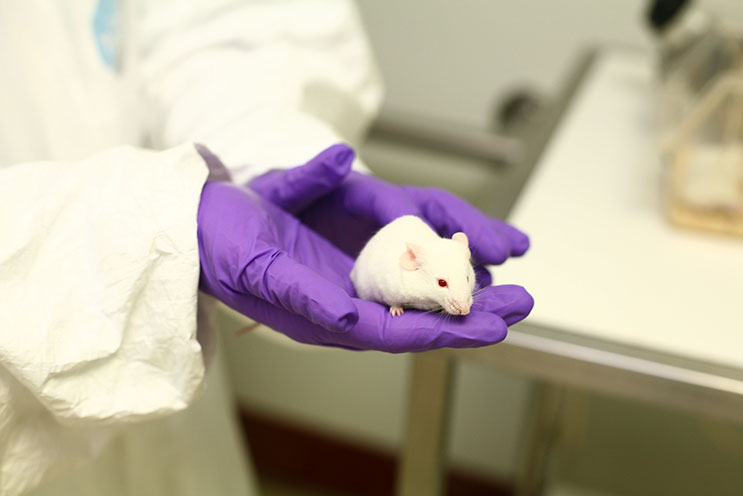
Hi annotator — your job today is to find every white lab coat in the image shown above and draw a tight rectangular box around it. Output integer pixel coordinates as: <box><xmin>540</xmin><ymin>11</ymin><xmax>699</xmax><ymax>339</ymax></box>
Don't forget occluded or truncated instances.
<box><xmin>0</xmin><ymin>1</ymin><xmax>382</xmax><ymax>494</ymax></box>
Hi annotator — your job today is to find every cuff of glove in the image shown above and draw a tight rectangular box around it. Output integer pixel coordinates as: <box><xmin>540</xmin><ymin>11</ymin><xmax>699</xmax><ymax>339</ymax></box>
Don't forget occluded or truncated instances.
<box><xmin>195</xmin><ymin>143</ymin><xmax>232</xmax><ymax>183</ymax></box>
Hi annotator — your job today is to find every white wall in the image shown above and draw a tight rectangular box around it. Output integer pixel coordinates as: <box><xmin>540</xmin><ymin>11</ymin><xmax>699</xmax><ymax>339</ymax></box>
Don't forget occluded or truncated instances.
<box><xmin>357</xmin><ymin>0</ymin><xmax>650</xmax><ymax>128</ymax></box>
<box><xmin>358</xmin><ymin>0</ymin><xmax>742</xmax><ymax>128</ymax></box>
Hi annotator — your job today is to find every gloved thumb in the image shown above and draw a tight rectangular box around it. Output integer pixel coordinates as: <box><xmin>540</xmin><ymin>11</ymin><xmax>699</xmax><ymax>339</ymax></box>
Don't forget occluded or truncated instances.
<box><xmin>249</xmin><ymin>143</ymin><xmax>355</xmax><ymax>213</ymax></box>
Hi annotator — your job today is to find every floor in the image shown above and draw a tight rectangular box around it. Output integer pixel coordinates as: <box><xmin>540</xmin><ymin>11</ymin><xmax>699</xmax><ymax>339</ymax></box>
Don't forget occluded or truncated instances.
<box><xmin>259</xmin><ymin>477</ymin><xmax>350</xmax><ymax>496</ymax></box>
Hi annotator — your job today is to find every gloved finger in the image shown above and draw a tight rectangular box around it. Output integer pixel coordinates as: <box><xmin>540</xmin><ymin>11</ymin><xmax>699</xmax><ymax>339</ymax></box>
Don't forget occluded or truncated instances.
<box><xmin>401</xmin><ymin>186</ymin><xmax>513</xmax><ymax>264</ymax></box>
<box><xmin>330</xmin><ymin>299</ymin><xmax>508</xmax><ymax>353</ymax></box>
<box><xmin>492</xmin><ymin>218</ymin><xmax>530</xmax><ymax>256</ymax></box>
<box><xmin>249</xmin><ymin>144</ymin><xmax>355</xmax><ymax>213</ymax></box>
<box><xmin>426</xmin><ymin>311</ymin><xmax>508</xmax><ymax>350</ymax></box>
<box><xmin>226</xmin><ymin>296</ymin><xmax>508</xmax><ymax>352</ymax></box>
<box><xmin>471</xmin><ymin>285</ymin><xmax>534</xmax><ymax>326</ymax></box>
<box><xmin>335</xmin><ymin>172</ymin><xmax>421</xmax><ymax>226</ymax></box>
<box><xmin>473</xmin><ymin>265</ymin><xmax>492</xmax><ymax>289</ymax></box>
<box><xmin>238</xmin><ymin>248</ymin><xmax>359</xmax><ymax>333</ymax></box>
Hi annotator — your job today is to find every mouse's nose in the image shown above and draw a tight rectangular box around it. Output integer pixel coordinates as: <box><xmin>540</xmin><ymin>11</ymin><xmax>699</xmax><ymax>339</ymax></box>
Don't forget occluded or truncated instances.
<box><xmin>451</xmin><ymin>299</ymin><xmax>471</xmax><ymax>315</ymax></box>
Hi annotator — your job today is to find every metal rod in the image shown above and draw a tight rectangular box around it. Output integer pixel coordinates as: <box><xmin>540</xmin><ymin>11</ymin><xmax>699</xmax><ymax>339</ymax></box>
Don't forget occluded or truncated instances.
<box><xmin>369</xmin><ymin>110</ymin><xmax>525</xmax><ymax>166</ymax></box>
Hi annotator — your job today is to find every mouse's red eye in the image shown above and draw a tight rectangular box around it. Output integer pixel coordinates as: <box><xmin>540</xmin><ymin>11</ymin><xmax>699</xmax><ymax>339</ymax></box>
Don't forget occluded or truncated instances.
<box><xmin>438</xmin><ymin>279</ymin><xmax>448</xmax><ymax>288</ymax></box>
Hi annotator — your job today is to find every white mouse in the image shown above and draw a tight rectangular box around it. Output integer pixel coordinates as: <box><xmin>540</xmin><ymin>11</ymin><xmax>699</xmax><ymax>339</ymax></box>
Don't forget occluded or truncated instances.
<box><xmin>350</xmin><ymin>215</ymin><xmax>476</xmax><ymax>316</ymax></box>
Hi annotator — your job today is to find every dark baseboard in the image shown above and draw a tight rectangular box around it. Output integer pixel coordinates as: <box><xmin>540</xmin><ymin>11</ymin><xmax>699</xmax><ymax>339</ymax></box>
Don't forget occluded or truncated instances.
<box><xmin>238</xmin><ymin>407</ymin><xmax>513</xmax><ymax>496</ymax></box>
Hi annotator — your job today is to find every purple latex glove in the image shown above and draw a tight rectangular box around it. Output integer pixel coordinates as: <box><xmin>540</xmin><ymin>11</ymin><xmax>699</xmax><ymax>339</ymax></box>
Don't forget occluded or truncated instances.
<box><xmin>197</xmin><ymin>149</ymin><xmax>533</xmax><ymax>352</ymax></box>
<box><xmin>250</xmin><ymin>144</ymin><xmax>531</xmax><ymax>289</ymax></box>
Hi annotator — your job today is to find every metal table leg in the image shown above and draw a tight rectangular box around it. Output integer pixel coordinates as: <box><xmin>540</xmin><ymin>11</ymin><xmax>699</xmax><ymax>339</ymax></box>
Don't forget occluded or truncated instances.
<box><xmin>515</xmin><ymin>382</ymin><xmax>567</xmax><ymax>496</ymax></box>
<box><xmin>396</xmin><ymin>352</ymin><xmax>456</xmax><ymax>496</ymax></box>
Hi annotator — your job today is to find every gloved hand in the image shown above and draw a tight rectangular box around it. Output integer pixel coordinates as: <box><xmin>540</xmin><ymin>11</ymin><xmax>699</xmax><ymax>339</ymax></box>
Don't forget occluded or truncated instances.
<box><xmin>250</xmin><ymin>143</ymin><xmax>531</xmax><ymax>288</ymax></box>
<box><xmin>197</xmin><ymin>147</ymin><xmax>533</xmax><ymax>352</ymax></box>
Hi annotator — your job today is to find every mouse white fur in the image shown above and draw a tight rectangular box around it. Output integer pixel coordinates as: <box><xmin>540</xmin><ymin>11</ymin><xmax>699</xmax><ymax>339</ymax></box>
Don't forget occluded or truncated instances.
<box><xmin>350</xmin><ymin>215</ymin><xmax>476</xmax><ymax>316</ymax></box>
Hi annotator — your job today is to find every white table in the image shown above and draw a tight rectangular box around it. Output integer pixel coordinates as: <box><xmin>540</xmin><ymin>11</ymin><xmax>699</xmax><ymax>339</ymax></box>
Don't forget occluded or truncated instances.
<box><xmin>397</xmin><ymin>49</ymin><xmax>743</xmax><ymax>496</ymax></box>
<box><xmin>498</xmin><ymin>49</ymin><xmax>743</xmax><ymax>376</ymax></box>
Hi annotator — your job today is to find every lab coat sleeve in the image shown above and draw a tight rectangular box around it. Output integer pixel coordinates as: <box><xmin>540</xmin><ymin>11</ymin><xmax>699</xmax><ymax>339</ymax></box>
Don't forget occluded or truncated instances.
<box><xmin>133</xmin><ymin>0</ymin><xmax>383</xmax><ymax>184</ymax></box>
<box><xmin>0</xmin><ymin>144</ymin><xmax>208</xmax><ymax>495</ymax></box>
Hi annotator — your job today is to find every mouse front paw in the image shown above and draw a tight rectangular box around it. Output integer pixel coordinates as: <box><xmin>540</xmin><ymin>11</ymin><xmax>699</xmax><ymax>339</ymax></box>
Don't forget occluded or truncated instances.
<box><xmin>390</xmin><ymin>305</ymin><xmax>404</xmax><ymax>317</ymax></box>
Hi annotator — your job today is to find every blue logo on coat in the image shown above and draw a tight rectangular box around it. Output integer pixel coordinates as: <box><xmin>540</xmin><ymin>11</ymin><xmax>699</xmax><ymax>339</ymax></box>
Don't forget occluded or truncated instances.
<box><xmin>92</xmin><ymin>0</ymin><xmax>119</xmax><ymax>70</ymax></box>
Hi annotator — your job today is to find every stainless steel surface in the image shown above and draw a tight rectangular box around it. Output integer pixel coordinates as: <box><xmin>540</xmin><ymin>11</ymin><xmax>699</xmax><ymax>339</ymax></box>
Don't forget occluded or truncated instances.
<box><xmin>515</xmin><ymin>383</ymin><xmax>567</xmax><ymax>496</ymax></box>
<box><xmin>485</xmin><ymin>49</ymin><xmax>599</xmax><ymax>219</ymax></box>
<box><xmin>396</xmin><ymin>352</ymin><xmax>455</xmax><ymax>496</ymax></box>
<box><xmin>454</xmin><ymin>323</ymin><xmax>743</xmax><ymax>424</ymax></box>
<box><xmin>369</xmin><ymin>110</ymin><xmax>525</xmax><ymax>166</ymax></box>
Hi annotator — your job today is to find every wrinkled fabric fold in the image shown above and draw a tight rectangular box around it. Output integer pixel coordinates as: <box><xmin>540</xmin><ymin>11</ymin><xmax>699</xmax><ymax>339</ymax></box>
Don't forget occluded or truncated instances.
<box><xmin>0</xmin><ymin>144</ymin><xmax>209</xmax><ymax>495</ymax></box>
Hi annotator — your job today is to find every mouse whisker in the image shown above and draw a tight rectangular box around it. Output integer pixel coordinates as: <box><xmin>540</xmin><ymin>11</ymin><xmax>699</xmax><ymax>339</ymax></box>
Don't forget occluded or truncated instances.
<box><xmin>413</xmin><ymin>306</ymin><xmax>447</xmax><ymax>317</ymax></box>
<box><xmin>419</xmin><ymin>309</ymin><xmax>440</xmax><ymax>316</ymax></box>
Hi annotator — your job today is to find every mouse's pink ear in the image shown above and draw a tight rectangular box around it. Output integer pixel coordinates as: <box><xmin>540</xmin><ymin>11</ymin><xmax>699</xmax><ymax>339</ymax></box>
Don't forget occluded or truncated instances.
<box><xmin>452</xmin><ymin>232</ymin><xmax>469</xmax><ymax>247</ymax></box>
<box><xmin>400</xmin><ymin>242</ymin><xmax>424</xmax><ymax>271</ymax></box>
